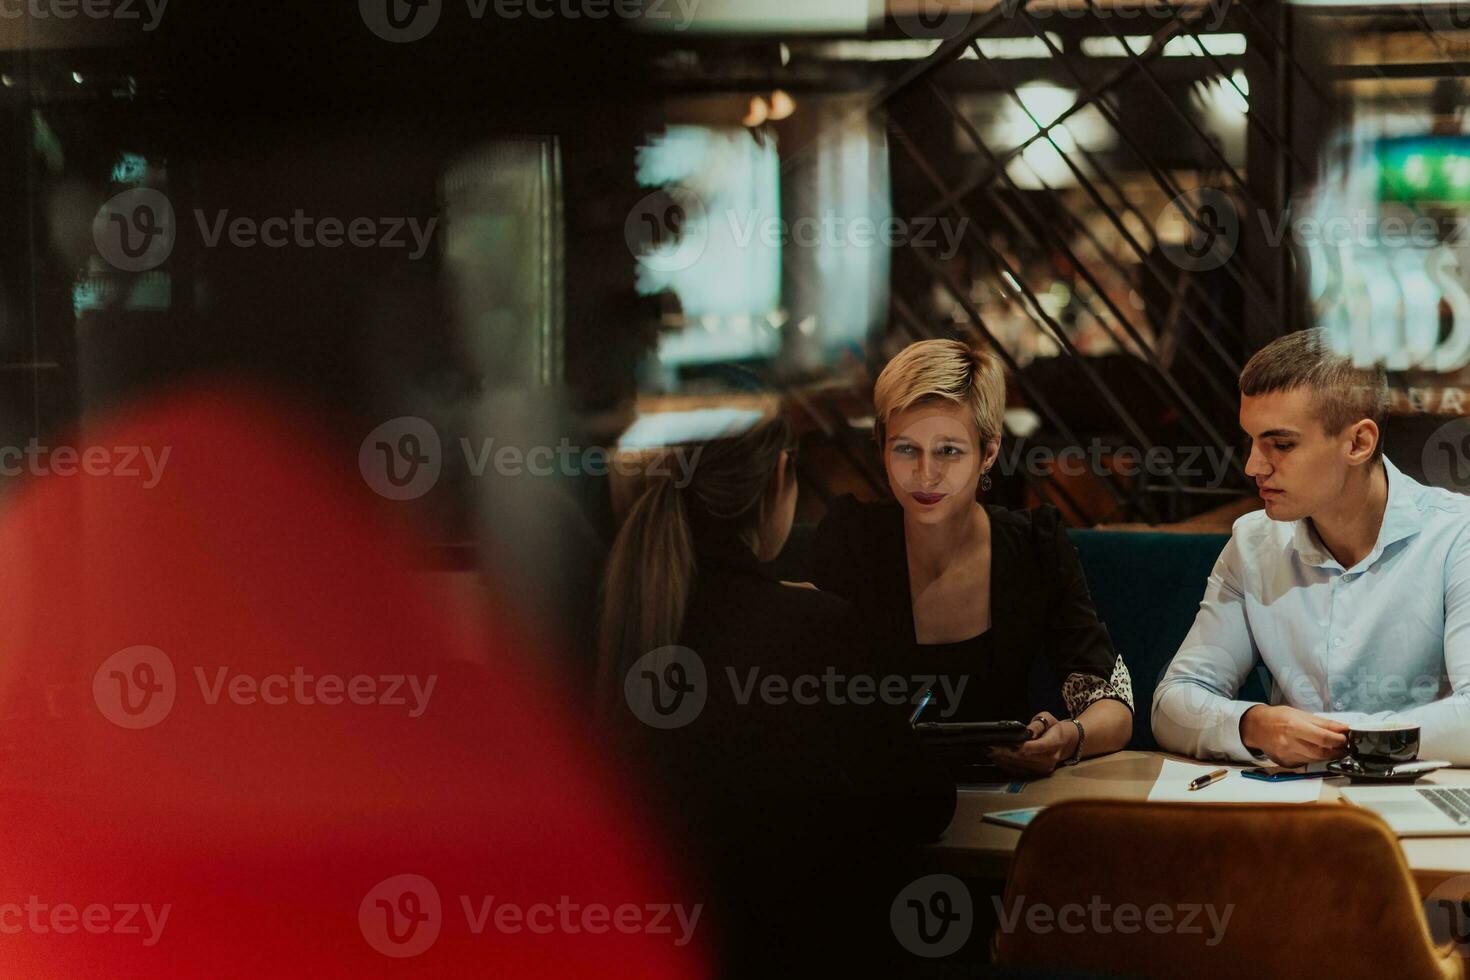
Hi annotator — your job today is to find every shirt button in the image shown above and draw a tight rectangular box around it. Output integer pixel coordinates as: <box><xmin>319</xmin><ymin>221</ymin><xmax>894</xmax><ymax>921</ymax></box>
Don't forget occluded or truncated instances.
<box><xmin>1334</xmin><ymin>700</ymin><xmax>1345</xmax><ymax>710</ymax></box>
<box><xmin>1332</xmin><ymin>638</ymin><xmax>1344</xmax><ymax>647</ymax></box>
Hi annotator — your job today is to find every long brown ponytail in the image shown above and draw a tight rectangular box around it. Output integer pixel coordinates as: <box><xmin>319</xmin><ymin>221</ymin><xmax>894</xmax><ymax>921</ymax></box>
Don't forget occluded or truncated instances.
<box><xmin>596</xmin><ymin>415</ymin><xmax>793</xmax><ymax>703</ymax></box>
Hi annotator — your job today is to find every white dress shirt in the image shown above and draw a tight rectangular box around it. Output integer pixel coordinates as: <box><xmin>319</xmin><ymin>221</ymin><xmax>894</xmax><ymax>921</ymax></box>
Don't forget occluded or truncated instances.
<box><xmin>1152</xmin><ymin>457</ymin><xmax>1470</xmax><ymax>764</ymax></box>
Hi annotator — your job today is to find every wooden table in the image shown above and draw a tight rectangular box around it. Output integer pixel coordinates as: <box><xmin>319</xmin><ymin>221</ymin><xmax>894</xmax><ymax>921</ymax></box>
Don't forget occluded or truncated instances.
<box><xmin>929</xmin><ymin>750</ymin><xmax>1470</xmax><ymax>897</ymax></box>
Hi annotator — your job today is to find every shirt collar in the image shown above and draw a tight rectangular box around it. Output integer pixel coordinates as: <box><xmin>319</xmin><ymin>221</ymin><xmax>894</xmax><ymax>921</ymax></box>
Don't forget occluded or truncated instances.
<box><xmin>1292</xmin><ymin>457</ymin><xmax>1424</xmax><ymax>570</ymax></box>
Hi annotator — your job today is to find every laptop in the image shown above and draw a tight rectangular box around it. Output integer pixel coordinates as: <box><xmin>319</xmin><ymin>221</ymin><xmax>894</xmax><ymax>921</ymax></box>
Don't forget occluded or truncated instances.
<box><xmin>1341</xmin><ymin>785</ymin><xmax>1470</xmax><ymax>836</ymax></box>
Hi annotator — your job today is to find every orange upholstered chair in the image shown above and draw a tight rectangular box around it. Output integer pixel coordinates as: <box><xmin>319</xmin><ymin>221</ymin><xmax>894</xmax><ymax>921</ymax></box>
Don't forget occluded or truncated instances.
<box><xmin>994</xmin><ymin>800</ymin><xmax>1463</xmax><ymax>980</ymax></box>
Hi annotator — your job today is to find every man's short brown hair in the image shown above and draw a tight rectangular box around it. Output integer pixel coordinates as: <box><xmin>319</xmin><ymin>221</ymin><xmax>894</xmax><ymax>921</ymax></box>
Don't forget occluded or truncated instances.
<box><xmin>1239</xmin><ymin>328</ymin><xmax>1388</xmax><ymax>461</ymax></box>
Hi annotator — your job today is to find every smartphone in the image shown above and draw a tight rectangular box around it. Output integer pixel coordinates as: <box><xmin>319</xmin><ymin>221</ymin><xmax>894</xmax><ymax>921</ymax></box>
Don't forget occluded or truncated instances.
<box><xmin>1242</xmin><ymin>765</ymin><xmax>1330</xmax><ymax>781</ymax></box>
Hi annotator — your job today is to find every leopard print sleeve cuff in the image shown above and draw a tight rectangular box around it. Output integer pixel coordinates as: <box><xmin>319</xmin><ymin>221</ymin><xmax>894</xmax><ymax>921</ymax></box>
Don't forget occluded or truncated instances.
<box><xmin>1062</xmin><ymin>655</ymin><xmax>1134</xmax><ymax>718</ymax></box>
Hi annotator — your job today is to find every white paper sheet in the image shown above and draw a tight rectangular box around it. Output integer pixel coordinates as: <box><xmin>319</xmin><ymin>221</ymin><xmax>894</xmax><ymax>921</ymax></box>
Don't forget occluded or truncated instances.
<box><xmin>1146</xmin><ymin>759</ymin><xmax>1325</xmax><ymax>804</ymax></box>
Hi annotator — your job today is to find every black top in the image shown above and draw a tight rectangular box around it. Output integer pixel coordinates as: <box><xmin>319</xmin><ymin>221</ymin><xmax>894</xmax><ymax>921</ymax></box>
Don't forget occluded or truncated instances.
<box><xmin>811</xmin><ymin>495</ymin><xmax>1124</xmax><ymax>724</ymax></box>
<box><xmin>639</xmin><ymin>513</ymin><xmax>956</xmax><ymax>976</ymax></box>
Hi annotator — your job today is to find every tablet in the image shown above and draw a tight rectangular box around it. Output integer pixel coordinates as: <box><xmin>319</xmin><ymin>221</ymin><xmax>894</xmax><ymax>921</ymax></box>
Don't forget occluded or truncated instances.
<box><xmin>913</xmin><ymin>720</ymin><xmax>1031</xmax><ymax>746</ymax></box>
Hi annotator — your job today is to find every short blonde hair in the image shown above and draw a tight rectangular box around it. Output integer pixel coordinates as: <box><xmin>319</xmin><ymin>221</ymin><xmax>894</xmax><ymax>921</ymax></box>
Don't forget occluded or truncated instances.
<box><xmin>873</xmin><ymin>339</ymin><xmax>1006</xmax><ymax>448</ymax></box>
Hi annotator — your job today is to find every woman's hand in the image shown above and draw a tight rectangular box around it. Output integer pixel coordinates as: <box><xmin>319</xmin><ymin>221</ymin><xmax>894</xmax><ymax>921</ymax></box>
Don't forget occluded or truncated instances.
<box><xmin>987</xmin><ymin>711</ymin><xmax>1078</xmax><ymax>779</ymax></box>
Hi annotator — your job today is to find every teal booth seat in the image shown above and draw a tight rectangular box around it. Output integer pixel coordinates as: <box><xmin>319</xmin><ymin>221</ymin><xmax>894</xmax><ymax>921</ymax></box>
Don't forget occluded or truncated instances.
<box><xmin>1038</xmin><ymin>529</ymin><xmax>1269</xmax><ymax>750</ymax></box>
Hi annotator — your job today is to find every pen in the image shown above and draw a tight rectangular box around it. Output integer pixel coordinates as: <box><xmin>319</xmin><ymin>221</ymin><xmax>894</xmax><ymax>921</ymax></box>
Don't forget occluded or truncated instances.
<box><xmin>1189</xmin><ymin>768</ymin><xmax>1229</xmax><ymax>791</ymax></box>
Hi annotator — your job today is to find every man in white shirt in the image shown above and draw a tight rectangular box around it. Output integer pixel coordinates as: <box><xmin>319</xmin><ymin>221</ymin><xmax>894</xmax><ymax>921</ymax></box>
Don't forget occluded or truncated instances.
<box><xmin>1153</xmin><ymin>328</ymin><xmax>1470</xmax><ymax>766</ymax></box>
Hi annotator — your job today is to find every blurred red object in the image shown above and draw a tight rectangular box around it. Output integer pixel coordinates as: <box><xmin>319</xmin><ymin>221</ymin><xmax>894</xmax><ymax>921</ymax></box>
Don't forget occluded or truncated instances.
<box><xmin>0</xmin><ymin>383</ymin><xmax>707</xmax><ymax>978</ymax></box>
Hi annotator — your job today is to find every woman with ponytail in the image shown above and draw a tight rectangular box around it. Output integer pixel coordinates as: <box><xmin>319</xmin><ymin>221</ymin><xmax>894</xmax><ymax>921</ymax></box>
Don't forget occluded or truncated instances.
<box><xmin>598</xmin><ymin>411</ymin><xmax>955</xmax><ymax>978</ymax></box>
<box><xmin>597</xmin><ymin>415</ymin><xmax>791</xmax><ymax>699</ymax></box>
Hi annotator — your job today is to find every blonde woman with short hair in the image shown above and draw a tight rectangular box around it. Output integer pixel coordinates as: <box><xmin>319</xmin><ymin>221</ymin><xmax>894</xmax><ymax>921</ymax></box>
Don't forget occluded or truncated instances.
<box><xmin>813</xmin><ymin>339</ymin><xmax>1134</xmax><ymax>777</ymax></box>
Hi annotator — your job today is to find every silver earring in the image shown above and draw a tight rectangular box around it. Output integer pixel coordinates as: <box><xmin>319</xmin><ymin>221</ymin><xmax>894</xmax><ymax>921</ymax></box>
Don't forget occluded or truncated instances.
<box><xmin>981</xmin><ymin>471</ymin><xmax>993</xmax><ymax>493</ymax></box>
